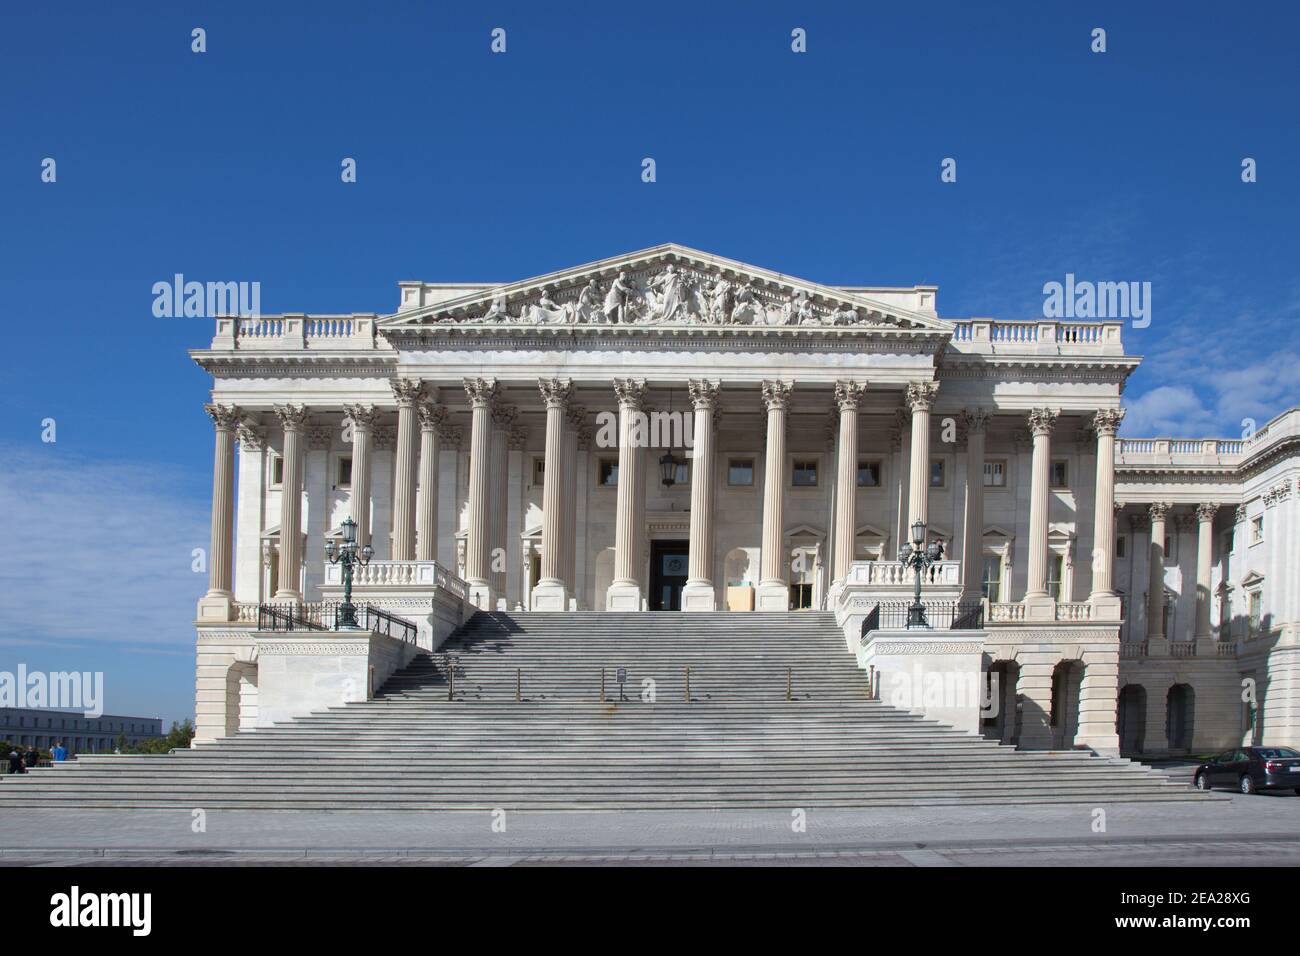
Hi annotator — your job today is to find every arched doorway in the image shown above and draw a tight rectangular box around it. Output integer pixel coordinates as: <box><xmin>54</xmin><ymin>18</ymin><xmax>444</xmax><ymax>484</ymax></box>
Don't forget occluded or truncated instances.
<box><xmin>225</xmin><ymin>660</ymin><xmax>258</xmax><ymax>736</ymax></box>
<box><xmin>1167</xmin><ymin>683</ymin><xmax>1195</xmax><ymax>752</ymax></box>
<box><xmin>982</xmin><ymin>660</ymin><xmax>1021</xmax><ymax>745</ymax></box>
<box><xmin>1117</xmin><ymin>684</ymin><xmax>1146</xmax><ymax>754</ymax></box>
<box><xmin>1049</xmin><ymin>660</ymin><xmax>1084</xmax><ymax>749</ymax></box>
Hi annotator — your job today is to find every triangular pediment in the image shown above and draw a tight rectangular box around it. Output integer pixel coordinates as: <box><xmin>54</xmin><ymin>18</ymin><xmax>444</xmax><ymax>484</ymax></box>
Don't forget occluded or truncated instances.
<box><xmin>380</xmin><ymin>244</ymin><xmax>952</xmax><ymax>336</ymax></box>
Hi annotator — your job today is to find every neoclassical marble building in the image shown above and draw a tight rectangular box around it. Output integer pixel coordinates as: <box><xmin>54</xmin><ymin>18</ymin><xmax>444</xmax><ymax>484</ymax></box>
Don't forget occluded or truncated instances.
<box><xmin>191</xmin><ymin>244</ymin><xmax>1298</xmax><ymax>755</ymax></box>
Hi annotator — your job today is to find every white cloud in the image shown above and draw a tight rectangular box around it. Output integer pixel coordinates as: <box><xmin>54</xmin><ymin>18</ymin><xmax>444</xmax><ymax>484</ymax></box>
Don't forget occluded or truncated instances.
<box><xmin>0</xmin><ymin>448</ymin><xmax>208</xmax><ymax>649</ymax></box>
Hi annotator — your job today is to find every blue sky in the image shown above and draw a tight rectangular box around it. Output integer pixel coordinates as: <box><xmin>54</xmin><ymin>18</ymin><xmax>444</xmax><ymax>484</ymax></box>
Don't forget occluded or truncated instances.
<box><xmin>1</xmin><ymin>1</ymin><xmax>1297</xmax><ymax>723</ymax></box>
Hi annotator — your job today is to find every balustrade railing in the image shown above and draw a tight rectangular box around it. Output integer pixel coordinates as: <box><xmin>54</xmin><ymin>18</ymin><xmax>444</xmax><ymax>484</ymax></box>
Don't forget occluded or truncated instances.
<box><xmin>323</xmin><ymin>559</ymin><xmax>468</xmax><ymax>598</ymax></box>
<box><xmin>254</xmin><ymin>601</ymin><xmax>417</xmax><ymax>643</ymax></box>
<box><xmin>860</xmin><ymin>600</ymin><xmax>984</xmax><ymax>636</ymax></box>
<box><xmin>847</xmin><ymin>560</ymin><xmax>961</xmax><ymax>588</ymax></box>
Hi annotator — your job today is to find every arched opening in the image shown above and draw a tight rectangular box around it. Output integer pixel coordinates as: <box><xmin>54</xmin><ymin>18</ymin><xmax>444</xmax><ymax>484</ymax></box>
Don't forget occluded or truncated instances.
<box><xmin>1166</xmin><ymin>683</ymin><xmax>1195</xmax><ymax>752</ymax></box>
<box><xmin>1049</xmin><ymin>660</ymin><xmax>1085</xmax><ymax>749</ymax></box>
<box><xmin>225</xmin><ymin>660</ymin><xmax>258</xmax><ymax>736</ymax></box>
<box><xmin>982</xmin><ymin>660</ymin><xmax>1021</xmax><ymax>745</ymax></box>
<box><xmin>1117</xmin><ymin>684</ymin><xmax>1147</xmax><ymax>755</ymax></box>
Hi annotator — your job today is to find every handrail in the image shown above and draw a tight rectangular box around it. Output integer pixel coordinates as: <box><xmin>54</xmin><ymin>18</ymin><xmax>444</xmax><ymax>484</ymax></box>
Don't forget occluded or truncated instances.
<box><xmin>256</xmin><ymin>602</ymin><xmax>417</xmax><ymax>642</ymax></box>
<box><xmin>861</xmin><ymin>600</ymin><xmax>984</xmax><ymax>635</ymax></box>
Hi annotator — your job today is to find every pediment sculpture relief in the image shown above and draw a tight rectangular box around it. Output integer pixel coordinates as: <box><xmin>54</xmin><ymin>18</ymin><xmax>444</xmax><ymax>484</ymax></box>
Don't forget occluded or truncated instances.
<box><xmin>450</xmin><ymin>264</ymin><xmax>884</xmax><ymax>329</ymax></box>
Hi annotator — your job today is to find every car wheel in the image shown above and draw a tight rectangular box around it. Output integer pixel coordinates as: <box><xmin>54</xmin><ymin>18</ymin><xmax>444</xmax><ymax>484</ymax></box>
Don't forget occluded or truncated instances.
<box><xmin>1195</xmin><ymin>773</ymin><xmax>1211</xmax><ymax>792</ymax></box>
<box><xmin>1239</xmin><ymin>774</ymin><xmax>1256</xmax><ymax>795</ymax></box>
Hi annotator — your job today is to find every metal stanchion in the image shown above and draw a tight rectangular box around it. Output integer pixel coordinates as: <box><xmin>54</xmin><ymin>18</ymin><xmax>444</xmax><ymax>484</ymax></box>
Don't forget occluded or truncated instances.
<box><xmin>515</xmin><ymin>667</ymin><xmax>521</xmax><ymax>702</ymax></box>
<box><xmin>786</xmin><ymin>666</ymin><xmax>792</xmax><ymax>702</ymax></box>
<box><xmin>600</xmin><ymin>668</ymin><xmax>606</xmax><ymax>703</ymax></box>
<box><xmin>684</xmin><ymin>666</ymin><xmax>691</xmax><ymax>702</ymax></box>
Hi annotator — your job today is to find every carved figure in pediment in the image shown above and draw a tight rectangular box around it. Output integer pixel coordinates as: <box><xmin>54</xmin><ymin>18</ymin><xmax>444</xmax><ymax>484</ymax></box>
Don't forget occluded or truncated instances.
<box><xmin>480</xmin><ymin>290</ymin><xmax>509</xmax><ymax>323</ymax></box>
<box><xmin>829</xmin><ymin>304</ymin><xmax>859</xmax><ymax>326</ymax></box>
<box><xmin>602</xmin><ymin>271</ymin><xmax>636</xmax><ymax>324</ymax></box>
<box><xmin>574</xmin><ymin>279</ymin><xmax>603</xmax><ymax>324</ymax></box>
<box><xmin>646</xmin><ymin>265</ymin><xmax>689</xmax><ymax>323</ymax></box>
<box><xmin>526</xmin><ymin>286</ymin><xmax>569</xmax><ymax>325</ymax></box>
<box><xmin>703</xmin><ymin>278</ymin><xmax>732</xmax><ymax>324</ymax></box>
<box><xmin>730</xmin><ymin>283</ymin><xmax>764</xmax><ymax>325</ymax></box>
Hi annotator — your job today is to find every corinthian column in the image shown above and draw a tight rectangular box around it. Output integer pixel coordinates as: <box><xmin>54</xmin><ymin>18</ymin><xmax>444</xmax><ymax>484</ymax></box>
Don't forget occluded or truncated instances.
<box><xmin>832</xmin><ymin>380</ymin><xmax>867</xmax><ymax>584</ymax></box>
<box><xmin>534</xmin><ymin>378</ymin><xmax>572</xmax><ymax>610</ymax></box>
<box><xmin>607</xmin><ymin>378</ymin><xmax>647</xmax><ymax>611</ymax></box>
<box><xmin>1145</xmin><ymin>502</ymin><xmax>1171</xmax><ymax>646</ymax></box>
<box><xmin>1195</xmin><ymin>502</ymin><xmax>1219</xmax><ymax>649</ymax></box>
<box><xmin>463</xmin><ymin>378</ymin><xmax>498</xmax><ymax>608</ymax></box>
<box><xmin>683</xmin><ymin>380</ymin><xmax>721</xmax><ymax>611</ymax></box>
<box><xmin>390</xmin><ymin>379</ymin><xmax>423</xmax><ymax>560</ymax></box>
<box><xmin>489</xmin><ymin>401</ymin><xmax>516</xmax><ymax>600</ymax></box>
<box><xmin>1089</xmin><ymin>408</ymin><xmax>1124</xmax><ymax>618</ymax></box>
<box><xmin>198</xmin><ymin>403</ymin><xmax>241</xmax><ymax>621</ymax></box>
<box><xmin>273</xmin><ymin>404</ymin><xmax>309</xmax><ymax>602</ymax></box>
<box><xmin>906</xmin><ymin>381</ymin><xmax>939</xmax><ymax>528</ymax></box>
<box><xmin>959</xmin><ymin>407</ymin><xmax>990</xmax><ymax>602</ymax></box>
<box><xmin>757</xmin><ymin>381</ymin><xmax>792</xmax><ymax>612</ymax></box>
<box><xmin>343</xmin><ymin>404</ymin><xmax>378</xmax><ymax>551</ymax></box>
<box><xmin>563</xmin><ymin>405</ymin><xmax>584</xmax><ymax>603</ymax></box>
<box><xmin>1023</xmin><ymin>408</ymin><xmax>1058</xmax><ymax>619</ymax></box>
<box><xmin>415</xmin><ymin>397</ymin><xmax>444</xmax><ymax>561</ymax></box>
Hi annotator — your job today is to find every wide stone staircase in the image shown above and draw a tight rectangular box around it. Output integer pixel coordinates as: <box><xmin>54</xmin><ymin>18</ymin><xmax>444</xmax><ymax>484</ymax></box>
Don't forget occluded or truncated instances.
<box><xmin>0</xmin><ymin>611</ymin><xmax>1206</xmax><ymax>810</ymax></box>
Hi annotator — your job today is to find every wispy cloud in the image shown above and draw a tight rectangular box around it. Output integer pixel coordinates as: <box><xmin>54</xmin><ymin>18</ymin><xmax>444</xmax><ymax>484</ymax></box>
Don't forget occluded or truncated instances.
<box><xmin>0</xmin><ymin>447</ymin><xmax>208</xmax><ymax>649</ymax></box>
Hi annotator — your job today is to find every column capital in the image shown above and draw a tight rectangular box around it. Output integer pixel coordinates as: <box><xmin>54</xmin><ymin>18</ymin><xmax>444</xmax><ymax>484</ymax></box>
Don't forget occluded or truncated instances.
<box><xmin>687</xmin><ymin>379</ymin><xmax>721</xmax><ymax>410</ymax></box>
<box><xmin>761</xmin><ymin>380</ymin><xmax>793</xmax><ymax>411</ymax></box>
<box><xmin>1092</xmin><ymin>407</ymin><xmax>1125</xmax><ymax>436</ymax></box>
<box><xmin>305</xmin><ymin>424</ymin><xmax>333</xmax><ymax>450</ymax></box>
<box><xmin>508</xmin><ymin>425</ymin><xmax>529</xmax><ymax>450</ymax></box>
<box><xmin>960</xmin><ymin>406</ymin><xmax>991</xmax><ymax>436</ymax></box>
<box><xmin>565</xmin><ymin>404</ymin><xmax>588</xmax><ymax>431</ymax></box>
<box><xmin>343</xmin><ymin>403</ymin><xmax>379</xmax><ymax>430</ymax></box>
<box><xmin>491</xmin><ymin>401</ymin><xmax>519</xmax><ymax>428</ymax></box>
<box><xmin>613</xmin><ymin>378</ymin><xmax>646</xmax><ymax>409</ymax></box>
<box><xmin>463</xmin><ymin>377</ymin><xmax>499</xmax><ymax>408</ymax></box>
<box><xmin>437</xmin><ymin>422</ymin><xmax>464</xmax><ymax>448</ymax></box>
<box><xmin>1027</xmin><ymin>407</ymin><xmax>1059</xmax><ymax>437</ymax></box>
<box><xmin>834</xmin><ymin>380</ymin><xmax>868</xmax><ymax>411</ymax></box>
<box><xmin>1149</xmin><ymin>501</ymin><xmax>1172</xmax><ymax>522</ymax></box>
<box><xmin>390</xmin><ymin>377</ymin><xmax>425</xmax><ymax>407</ymax></box>
<box><xmin>905</xmin><ymin>380</ymin><xmax>939</xmax><ymax>412</ymax></box>
<box><xmin>205</xmin><ymin>403</ymin><xmax>242</xmax><ymax>431</ymax></box>
<box><xmin>417</xmin><ymin>401</ymin><xmax>447</xmax><ymax>430</ymax></box>
<box><xmin>538</xmin><ymin>378</ymin><xmax>573</xmax><ymax>410</ymax></box>
<box><xmin>273</xmin><ymin>403</ymin><xmax>310</xmax><ymax>431</ymax></box>
<box><xmin>235</xmin><ymin>419</ymin><xmax>266</xmax><ymax>449</ymax></box>
<box><xmin>1195</xmin><ymin>502</ymin><xmax>1221</xmax><ymax>523</ymax></box>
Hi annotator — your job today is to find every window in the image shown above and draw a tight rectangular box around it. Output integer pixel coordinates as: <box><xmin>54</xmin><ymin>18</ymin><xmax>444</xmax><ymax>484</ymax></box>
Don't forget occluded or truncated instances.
<box><xmin>929</xmin><ymin>460</ymin><xmax>945</xmax><ymax>488</ymax></box>
<box><xmin>981</xmin><ymin>556</ymin><xmax>1002</xmax><ymax>603</ymax></box>
<box><xmin>598</xmin><ymin>459</ymin><xmax>618</xmax><ymax>487</ymax></box>
<box><xmin>857</xmin><ymin>460</ymin><xmax>881</xmax><ymax>487</ymax></box>
<box><xmin>532</xmin><ymin>458</ymin><xmax>545</xmax><ymax>486</ymax></box>
<box><xmin>670</xmin><ymin>460</ymin><xmax>691</xmax><ymax>486</ymax></box>
<box><xmin>1116</xmin><ymin>536</ymin><xmax>1126</xmax><ymax>559</ymax></box>
<box><xmin>1248</xmin><ymin>590</ymin><xmax>1263</xmax><ymax>636</ymax></box>
<box><xmin>1047</xmin><ymin>555</ymin><xmax>1064</xmax><ymax>600</ymax></box>
<box><xmin>1221</xmin><ymin>529</ymin><xmax>1234</xmax><ymax>557</ymax></box>
<box><xmin>790</xmin><ymin>583</ymin><xmax>814</xmax><ymax>610</ymax></box>
<box><xmin>270</xmin><ymin>453</ymin><xmax>284</xmax><ymax>487</ymax></box>
<box><xmin>983</xmin><ymin>460</ymin><xmax>1007</xmax><ymax>487</ymax></box>
<box><xmin>335</xmin><ymin>456</ymin><xmax>352</xmax><ymax>488</ymax></box>
<box><xmin>728</xmin><ymin>458</ymin><xmax>754</xmax><ymax>486</ymax></box>
<box><xmin>1250</xmin><ymin>516</ymin><xmax>1264</xmax><ymax>545</ymax></box>
<box><xmin>792</xmin><ymin>460</ymin><xmax>819</xmax><ymax>487</ymax></box>
<box><xmin>1050</xmin><ymin>459</ymin><xmax>1069</xmax><ymax>488</ymax></box>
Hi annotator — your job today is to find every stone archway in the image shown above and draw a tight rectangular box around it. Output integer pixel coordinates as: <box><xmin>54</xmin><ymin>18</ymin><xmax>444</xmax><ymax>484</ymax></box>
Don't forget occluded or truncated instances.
<box><xmin>1117</xmin><ymin>684</ymin><xmax>1147</xmax><ymax>754</ymax></box>
<box><xmin>1049</xmin><ymin>660</ymin><xmax>1085</xmax><ymax>749</ymax></box>
<box><xmin>983</xmin><ymin>659</ymin><xmax>1021</xmax><ymax>745</ymax></box>
<box><xmin>1166</xmin><ymin>683</ymin><xmax>1196</xmax><ymax>752</ymax></box>
<box><xmin>225</xmin><ymin>660</ymin><xmax>259</xmax><ymax>735</ymax></box>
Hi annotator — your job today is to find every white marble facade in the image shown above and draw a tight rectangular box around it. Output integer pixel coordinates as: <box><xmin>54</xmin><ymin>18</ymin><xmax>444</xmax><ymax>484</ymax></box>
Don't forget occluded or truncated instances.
<box><xmin>191</xmin><ymin>244</ymin><xmax>1299</xmax><ymax>753</ymax></box>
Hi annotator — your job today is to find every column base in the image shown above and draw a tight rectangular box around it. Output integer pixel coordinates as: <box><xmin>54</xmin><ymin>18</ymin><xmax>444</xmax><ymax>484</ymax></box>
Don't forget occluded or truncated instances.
<box><xmin>1022</xmin><ymin>593</ymin><xmax>1057</xmax><ymax>622</ymax></box>
<box><xmin>1146</xmin><ymin>637</ymin><xmax>1170</xmax><ymax>657</ymax></box>
<box><xmin>1195</xmin><ymin>635</ymin><xmax>1217</xmax><ymax>655</ymax></box>
<box><xmin>196</xmin><ymin>591</ymin><xmax>235</xmax><ymax>622</ymax></box>
<box><xmin>271</xmin><ymin>589</ymin><xmax>302</xmax><ymax>605</ymax></box>
<box><xmin>467</xmin><ymin>582</ymin><xmax>495</xmax><ymax>611</ymax></box>
<box><xmin>531</xmin><ymin>581</ymin><xmax>570</xmax><ymax>612</ymax></box>
<box><xmin>1088</xmin><ymin>591</ymin><xmax>1123</xmax><ymax>621</ymax></box>
<box><xmin>681</xmin><ymin>582</ymin><xmax>716</xmax><ymax>612</ymax></box>
<box><xmin>1073</xmin><ymin>730</ymin><xmax>1121</xmax><ymax>756</ymax></box>
<box><xmin>605</xmin><ymin>582</ymin><xmax>644</xmax><ymax>612</ymax></box>
<box><xmin>755</xmin><ymin>582</ymin><xmax>790</xmax><ymax>612</ymax></box>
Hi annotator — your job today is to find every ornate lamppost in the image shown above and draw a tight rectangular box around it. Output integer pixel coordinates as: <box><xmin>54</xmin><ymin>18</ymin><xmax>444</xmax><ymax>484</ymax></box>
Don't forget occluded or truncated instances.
<box><xmin>898</xmin><ymin>519</ymin><xmax>944</xmax><ymax>628</ymax></box>
<box><xmin>325</xmin><ymin>516</ymin><xmax>372</xmax><ymax>628</ymax></box>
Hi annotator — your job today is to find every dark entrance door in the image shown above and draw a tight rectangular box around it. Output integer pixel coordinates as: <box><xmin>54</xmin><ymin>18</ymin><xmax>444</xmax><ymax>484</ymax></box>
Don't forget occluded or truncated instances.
<box><xmin>649</xmin><ymin>540</ymin><xmax>690</xmax><ymax>610</ymax></box>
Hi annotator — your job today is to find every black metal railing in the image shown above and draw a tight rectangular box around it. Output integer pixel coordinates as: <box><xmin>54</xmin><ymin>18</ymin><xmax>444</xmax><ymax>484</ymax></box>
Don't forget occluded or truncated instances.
<box><xmin>862</xmin><ymin>600</ymin><xmax>985</xmax><ymax>633</ymax></box>
<box><xmin>256</xmin><ymin>602</ymin><xmax>418</xmax><ymax>642</ymax></box>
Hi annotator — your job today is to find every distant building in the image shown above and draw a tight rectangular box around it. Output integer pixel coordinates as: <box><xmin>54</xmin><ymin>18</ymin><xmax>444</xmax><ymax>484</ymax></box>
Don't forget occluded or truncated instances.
<box><xmin>0</xmin><ymin>708</ymin><xmax>164</xmax><ymax>755</ymax></box>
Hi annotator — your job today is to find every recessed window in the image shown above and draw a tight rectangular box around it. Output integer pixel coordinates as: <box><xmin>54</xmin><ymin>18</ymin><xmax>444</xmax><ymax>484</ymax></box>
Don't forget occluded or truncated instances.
<box><xmin>1248</xmin><ymin>590</ymin><xmax>1263</xmax><ymax>635</ymax></box>
<box><xmin>1050</xmin><ymin>459</ymin><xmax>1069</xmax><ymax>488</ymax></box>
<box><xmin>669</xmin><ymin>460</ymin><xmax>691</xmax><ymax>486</ymax></box>
<box><xmin>270</xmin><ymin>453</ymin><xmax>284</xmax><ymax>487</ymax></box>
<box><xmin>599</xmin><ymin>459</ymin><xmax>619</xmax><ymax>487</ymax></box>
<box><xmin>532</xmin><ymin>458</ymin><xmax>545</xmax><ymax>486</ymax></box>
<box><xmin>857</xmin><ymin>460</ymin><xmax>881</xmax><ymax>487</ymax></box>
<box><xmin>981</xmin><ymin>555</ymin><xmax>1002</xmax><ymax>603</ymax></box>
<box><xmin>728</xmin><ymin>458</ymin><xmax>754</xmax><ymax>486</ymax></box>
<box><xmin>929</xmin><ymin>460</ymin><xmax>945</xmax><ymax>488</ymax></box>
<box><xmin>1221</xmin><ymin>529</ymin><xmax>1234</xmax><ymax>557</ymax></box>
<box><xmin>792</xmin><ymin>460</ymin><xmax>819</xmax><ymax>487</ymax></box>
<box><xmin>983</xmin><ymin>460</ymin><xmax>1007</xmax><ymax>487</ymax></box>
<box><xmin>1047</xmin><ymin>554</ymin><xmax>1064</xmax><ymax>600</ymax></box>
<box><xmin>1251</xmin><ymin>516</ymin><xmax>1264</xmax><ymax>545</ymax></box>
<box><xmin>1115</xmin><ymin>535</ymin><xmax>1126</xmax><ymax>559</ymax></box>
<box><xmin>335</xmin><ymin>456</ymin><xmax>352</xmax><ymax>489</ymax></box>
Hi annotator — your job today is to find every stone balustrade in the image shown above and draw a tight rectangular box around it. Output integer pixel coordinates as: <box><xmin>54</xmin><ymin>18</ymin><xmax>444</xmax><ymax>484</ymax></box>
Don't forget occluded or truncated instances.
<box><xmin>845</xmin><ymin>560</ymin><xmax>961</xmax><ymax>588</ymax></box>
<box><xmin>209</xmin><ymin>314</ymin><xmax>380</xmax><ymax>351</ymax></box>
<box><xmin>948</xmin><ymin>319</ymin><xmax>1124</xmax><ymax>356</ymax></box>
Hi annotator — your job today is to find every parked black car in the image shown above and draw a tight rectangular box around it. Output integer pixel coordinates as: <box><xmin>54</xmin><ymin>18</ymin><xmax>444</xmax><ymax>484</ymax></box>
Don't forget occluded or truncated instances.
<box><xmin>1193</xmin><ymin>747</ymin><xmax>1300</xmax><ymax>794</ymax></box>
